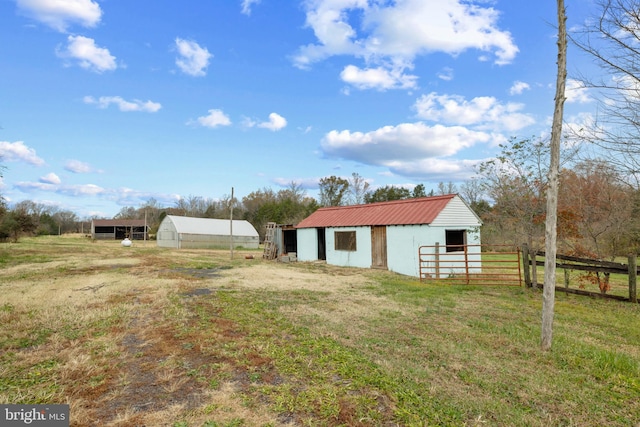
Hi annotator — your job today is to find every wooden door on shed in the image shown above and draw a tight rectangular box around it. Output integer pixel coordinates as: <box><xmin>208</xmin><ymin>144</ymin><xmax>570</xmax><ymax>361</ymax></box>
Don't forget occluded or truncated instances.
<box><xmin>371</xmin><ymin>226</ymin><xmax>388</xmax><ymax>269</ymax></box>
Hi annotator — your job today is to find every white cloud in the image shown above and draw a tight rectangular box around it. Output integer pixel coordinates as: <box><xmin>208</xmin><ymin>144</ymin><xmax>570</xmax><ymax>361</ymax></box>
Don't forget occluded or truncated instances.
<box><xmin>15</xmin><ymin>181</ymin><xmax>105</xmax><ymax>196</ymax></box>
<box><xmin>83</xmin><ymin>96</ymin><xmax>161</xmax><ymax>112</ymax></box>
<box><xmin>16</xmin><ymin>0</ymin><xmax>102</xmax><ymax>32</ymax></box>
<box><xmin>437</xmin><ymin>67</ymin><xmax>454</xmax><ymax>81</ymax></box>
<box><xmin>0</xmin><ymin>141</ymin><xmax>45</xmax><ymax>166</ymax></box>
<box><xmin>565</xmin><ymin>78</ymin><xmax>593</xmax><ymax>104</ymax></box>
<box><xmin>272</xmin><ymin>176</ymin><xmax>319</xmax><ymax>190</ymax></box>
<box><xmin>192</xmin><ymin>109</ymin><xmax>232</xmax><ymax>128</ymax></box>
<box><xmin>175</xmin><ymin>38</ymin><xmax>212</xmax><ymax>77</ymax></box>
<box><xmin>321</xmin><ymin>122</ymin><xmax>491</xmax><ymax>167</ymax></box>
<box><xmin>386</xmin><ymin>157</ymin><xmax>482</xmax><ymax>181</ymax></box>
<box><xmin>57</xmin><ymin>35</ymin><xmax>117</xmax><ymax>73</ymax></box>
<box><xmin>13</xmin><ymin>178</ymin><xmax>180</xmax><ymax>210</ymax></box>
<box><xmin>293</xmin><ymin>0</ymin><xmax>518</xmax><ymax>89</ymax></box>
<box><xmin>241</xmin><ymin>0</ymin><xmax>261</xmax><ymax>15</ymax></box>
<box><xmin>564</xmin><ymin>112</ymin><xmax>604</xmax><ymax>146</ymax></box>
<box><xmin>340</xmin><ymin>65</ymin><xmax>417</xmax><ymax>90</ymax></box>
<box><xmin>414</xmin><ymin>92</ymin><xmax>535</xmax><ymax>132</ymax></box>
<box><xmin>258</xmin><ymin>113</ymin><xmax>287</xmax><ymax>131</ymax></box>
<box><xmin>510</xmin><ymin>80</ymin><xmax>530</xmax><ymax>95</ymax></box>
<box><xmin>40</xmin><ymin>173</ymin><xmax>61</xmax><ymax>185</ymax></box>
<box><xmin>64</xmin><ymin>159</ymin><xmax>93</xmax><ymax>173</ymax></box>
<box><xmin>322</xmin><ymin>124</ymin><xmax>486</xmax><ymax>180</ymax></box>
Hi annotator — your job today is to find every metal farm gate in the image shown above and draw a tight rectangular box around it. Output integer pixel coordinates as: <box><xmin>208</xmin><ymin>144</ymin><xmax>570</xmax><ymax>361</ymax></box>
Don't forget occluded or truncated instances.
<box><xmin>419</xmin><ymin>244</ymin><xmax>522</xmax><ymax>286</ymax></box>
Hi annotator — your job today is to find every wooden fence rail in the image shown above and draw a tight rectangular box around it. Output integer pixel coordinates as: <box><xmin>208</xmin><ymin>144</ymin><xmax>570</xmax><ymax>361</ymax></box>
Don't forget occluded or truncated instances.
<box><xmin>521</xmin><ymin>244</ymin><xmax>638</xmax><ymax>303</ymax></box>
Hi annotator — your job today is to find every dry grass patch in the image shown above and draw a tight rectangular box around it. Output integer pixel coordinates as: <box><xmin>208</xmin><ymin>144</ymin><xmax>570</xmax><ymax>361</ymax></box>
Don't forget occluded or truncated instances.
<box><xmin>1</xmin><ymin>236</ymin><xmax>639</xmax><ymax>426</ymax></box>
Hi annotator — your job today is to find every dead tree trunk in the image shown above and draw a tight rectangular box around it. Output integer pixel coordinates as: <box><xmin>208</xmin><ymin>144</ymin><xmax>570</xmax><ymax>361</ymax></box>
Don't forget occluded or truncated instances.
<box><xmin>542</xmin><ymin>0</ymin><xmax>568</xmax><ymax>351</ymax></box>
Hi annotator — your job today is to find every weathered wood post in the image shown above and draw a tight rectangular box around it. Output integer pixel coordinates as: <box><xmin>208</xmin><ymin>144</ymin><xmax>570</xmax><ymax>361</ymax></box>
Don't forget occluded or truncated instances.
<box><xmin>629</xmin><ymin>254</ymin><xmax>637</xmax><ymax>304</ymax></box>
<box><xmin>464</xmin><ymin>244</ymin><xmax>470</xmax><ymax>285</ymax></box>
<box><xmin>435</xmin><ymin>242</ymin><xmax>440</xmax><ymax>280</ymax></box>
<box><xmin>564</xmin><ymin>269</ymin><xmax>570</xmax><ymax>288</ymax></box>
<box><xmin>522</xmin><ymin>243</ymin><xmax>531</xmax><ymax>288</ymax></box>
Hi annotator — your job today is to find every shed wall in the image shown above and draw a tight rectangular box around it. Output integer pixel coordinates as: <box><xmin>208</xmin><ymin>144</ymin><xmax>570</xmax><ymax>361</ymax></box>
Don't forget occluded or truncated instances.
<box><xmin>385</xmin><ymin>225</ymin><xmax>481</xmax><ymax>277</ymax></box>
<box><xmin>325</xmin><ymin>226</ymin><xmax>371</xmax><ymax>269</ymax></box>
<box><xmin>431</xmin><ymin>197</ymin><xmax>482</xmax><ymax>227</ymax></box>
<box><xmin>296</xmin><ymin>228</ymin><xmax>318</xmax><ymax>261</ymax></box>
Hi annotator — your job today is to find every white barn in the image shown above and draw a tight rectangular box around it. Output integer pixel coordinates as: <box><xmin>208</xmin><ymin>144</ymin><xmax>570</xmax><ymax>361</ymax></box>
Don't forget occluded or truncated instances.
<box><xmin>157</xmin><ymin>215</ymin><xmax>259</xmax><ymax>249</ymax></box>
<box><xmin>295</xmin><ymin>194</ymin><xmax>482</xmax><ymax>278</ymax></box>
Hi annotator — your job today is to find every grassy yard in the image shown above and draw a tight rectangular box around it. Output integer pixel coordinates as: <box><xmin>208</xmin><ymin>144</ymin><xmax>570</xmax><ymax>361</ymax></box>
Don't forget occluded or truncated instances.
<box><xmin>1</xmin><ymin>235</ymin><xmax>639</xmax><ymax>426</ymax></box>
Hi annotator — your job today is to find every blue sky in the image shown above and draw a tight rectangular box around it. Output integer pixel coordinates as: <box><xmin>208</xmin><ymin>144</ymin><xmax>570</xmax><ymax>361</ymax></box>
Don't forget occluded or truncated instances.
<box><xmin>0</xmin><ymin>0</ymin><xmax>600</xmax><ymax>218</ymax></box>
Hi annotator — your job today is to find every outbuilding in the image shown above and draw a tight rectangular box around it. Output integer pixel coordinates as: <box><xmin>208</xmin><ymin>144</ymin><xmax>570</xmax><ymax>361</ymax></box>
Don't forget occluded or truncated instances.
<box><xmin>295</xmin><ymin>194</ymin><xmax>482</xmax><ymax>278</ymax></box>
<box><xmin>91</xmin><ymin>219</ymin><xmax>148</xmax><ymax>240</ymax></box>
<box><xmin>156</xmin><ymin>215</ymin><xmax>259</xmax><ymax>249</ymax></box>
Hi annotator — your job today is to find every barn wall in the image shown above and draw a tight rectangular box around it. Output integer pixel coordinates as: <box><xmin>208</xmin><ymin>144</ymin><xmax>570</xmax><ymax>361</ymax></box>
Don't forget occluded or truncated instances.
<box><xmin>296</xmin><ymin>228</ymin><xmax>318</xmax><ymax>261</ymax></box>
<box><xmin>386</xmin><ymin>225</ymin><xmax>482</xmax><ymax>278</ymax></box>
<box><xmin>325</xmin><ymin>226</ymin><xmax>371</xmax><ymax>269</ymax></box>
<box><xmin>394</xmin><ymin>226</ymin><xmax>481</xmax><ymax>278</ymax></box>
<box><xmin>386</xmin><ymin>224</ymin><xmax>441</xmax><ymax>277</ymax></box>
<box><xmin>431</xmin><ymin>196</ymin><xmax>482</xmax><ymax>227</ymax></box>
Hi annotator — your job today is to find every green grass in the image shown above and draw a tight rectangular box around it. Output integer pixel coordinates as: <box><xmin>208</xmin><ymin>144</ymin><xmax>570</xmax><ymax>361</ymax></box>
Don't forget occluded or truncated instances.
<box><xmin>167</xmin><ymin>273</ymin><xmax>640</xmax><ymax>425</ymax></box>
<box><xmin>1</xmin><ymin>235</ymin><xmax>639</xmax><ymax>426</ymax></box>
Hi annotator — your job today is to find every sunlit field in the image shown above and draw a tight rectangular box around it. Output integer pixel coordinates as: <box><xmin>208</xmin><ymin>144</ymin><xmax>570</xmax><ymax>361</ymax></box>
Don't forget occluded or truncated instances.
<box><xmin>1</xmin><ymin>235</ymin><xmax>639</xmax><ymax>426</ymax></box>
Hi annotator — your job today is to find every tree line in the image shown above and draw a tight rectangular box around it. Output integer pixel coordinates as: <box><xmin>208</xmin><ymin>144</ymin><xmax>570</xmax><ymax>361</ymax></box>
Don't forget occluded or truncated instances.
<box><xmin>0</xmin><ymin>136</ymin><xmax>638</xmax><ymax>265</ymax></box>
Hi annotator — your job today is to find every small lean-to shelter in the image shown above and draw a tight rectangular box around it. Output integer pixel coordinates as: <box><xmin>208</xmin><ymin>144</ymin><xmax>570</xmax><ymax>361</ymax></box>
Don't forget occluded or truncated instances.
<box><xmin>156</xmin><ymin>215</ymin><xmax>259</xmax><ymax>249</ymax></box>
<box><xmin>91</xmin><ymin>219</ymin><xmax>148</xmax><ymax>240</ymax></box>
<box><xmin>295</xmin><ymin>194</ymin><xmax>481</xmax><ymax>278</ymax></box>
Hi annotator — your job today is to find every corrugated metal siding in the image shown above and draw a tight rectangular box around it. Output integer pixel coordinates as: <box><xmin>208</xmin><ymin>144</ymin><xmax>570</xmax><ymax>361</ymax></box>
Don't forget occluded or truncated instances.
<box><xmin>296</xmin><ymin>194</ymin><xmax>455</xmax><ymax>228</ymax></box>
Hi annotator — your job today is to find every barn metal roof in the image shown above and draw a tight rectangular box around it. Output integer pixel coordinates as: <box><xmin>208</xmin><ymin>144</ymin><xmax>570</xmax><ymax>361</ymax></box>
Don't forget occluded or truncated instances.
<box><xmin>92</xmin><ymin>219</ymin><xmax>147</xmax><ymax>227</ymax></box>
<box><xmin>296</xmin><ymin>194</ymin><xmax>457</xmax><ymax>228</ymax></box>
<box><xmin>166</xmin><ymin>215</ymin><xmax>259</xmax><ymax>237</ymax></box>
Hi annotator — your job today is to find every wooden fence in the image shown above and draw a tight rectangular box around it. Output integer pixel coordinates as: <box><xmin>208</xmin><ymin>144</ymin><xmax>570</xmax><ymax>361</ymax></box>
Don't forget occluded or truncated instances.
<box><xmin>522</xmin><ymin>244</ymin><xmax>638</xmax><ymax>303</ymax></box>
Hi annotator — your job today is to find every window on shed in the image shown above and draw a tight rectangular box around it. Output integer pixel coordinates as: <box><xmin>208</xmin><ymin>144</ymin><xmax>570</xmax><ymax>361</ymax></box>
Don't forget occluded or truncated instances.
<box><xmin>445</xmin><ymin>229</ymin><xmax>466</xmax><ymax>252</ymax></box>
<box><xmin>335</xmin><ymin>231</ymin><xmax>357</xmax><ymax>251</ymax></box>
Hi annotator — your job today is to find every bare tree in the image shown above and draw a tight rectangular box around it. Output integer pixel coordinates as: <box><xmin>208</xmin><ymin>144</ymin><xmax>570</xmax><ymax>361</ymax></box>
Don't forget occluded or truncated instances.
<box><xmin>571</xmin><ymin>0</ymin><xmax>640</xmax><ymax>187</ymax></box>
<box><xmin>437</xmin><ymin>181</ymin><xmax>458</xmax><ymax>195</ymax></box>
<box><xmin>542</xmin><ymin>0</ymin><xmax>568</xmax><ymax>351</ymax></box>
<box><xmin>459</xmin><ymin>179</ymin><xmax>483</xmax><ymax>207</ymax></box>
<box><xmin>476</xmin><ymin>137</ymin><xmax>550</xmax><ymax>284</ymax></box>
<box><xmin>347</xmin><ymin>172</ymin><xmax>370</xmax><ymax>205</ymax></box>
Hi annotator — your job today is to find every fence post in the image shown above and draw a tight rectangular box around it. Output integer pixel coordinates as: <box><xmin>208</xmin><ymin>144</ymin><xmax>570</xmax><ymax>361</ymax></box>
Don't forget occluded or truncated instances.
<box><xmin>522</xmin><ymin>243</ymin><xmax>531</xmax><ymax>288</ymax></box>
<box><xmin>629</xmin><ymin>254</ymin><xmax>637</xmax><ymax>304</ymax></box>
<box><xmin>464</xmin><ymin>244</ymin><xmax>470</xmax><ymax>285</ymax></box>
<box><xmin>435</xmin><ymin>242</ymin><xmax>440</xmax><ymax>279</ymax></box>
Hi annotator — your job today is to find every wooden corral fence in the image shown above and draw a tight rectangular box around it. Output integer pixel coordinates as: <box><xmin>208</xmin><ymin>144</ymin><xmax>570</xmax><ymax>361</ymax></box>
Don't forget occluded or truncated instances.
<box><xmin>419</xmin><ymin>244</ymin><xmax>522</xmax><ymax>286</ymax></box>
<box><xmin>522</xmin><ymin>245</ymin><xmax>638</xmax><ymax>303</ymax></box>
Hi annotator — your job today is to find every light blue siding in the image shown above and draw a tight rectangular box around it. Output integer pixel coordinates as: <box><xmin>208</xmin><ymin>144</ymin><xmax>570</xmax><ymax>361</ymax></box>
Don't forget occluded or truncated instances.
<box><xmin>387</xmin><ymin>225</ymin><xmax>481</xmax><ymax>277</ymax></box>
<box><xmin>325</xmin><ymin>226</ymin><xmax>371</xmax><ymax>268</ymax></box>
<box><xmin>294</xmin><ymin>195</ymin><xmax>482</xmax><ymax>277</ymax></box>
<box><xmin>296</xmin><ymin>228</ymin><xmax>318</xmax><ymax>261</ymax></box>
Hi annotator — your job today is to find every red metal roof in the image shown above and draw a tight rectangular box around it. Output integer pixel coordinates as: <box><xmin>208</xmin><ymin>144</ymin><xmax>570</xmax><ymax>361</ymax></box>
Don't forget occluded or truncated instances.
<box><xmin>296</xmin><ymin>194</ymin><xmax>456</xmax><ymax>228</ymax></box>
